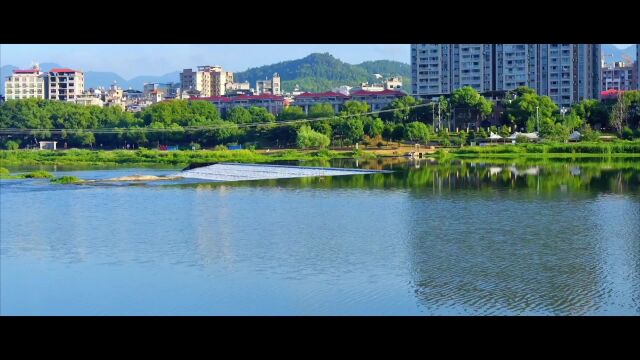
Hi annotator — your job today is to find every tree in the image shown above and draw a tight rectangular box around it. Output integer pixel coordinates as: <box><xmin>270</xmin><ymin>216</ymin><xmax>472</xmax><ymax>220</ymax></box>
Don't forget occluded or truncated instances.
<box><xmin>296</xmin><ymin>125</ymin><xmax>330</xmax><ymax>149</ymax></box>
<box><xmin>248</xmin><ymin>107</ymin><xmax>276</xmax><ymax>123</ymax></box>
<box><xmin>406</xmin><ymin>122</ymin><xmax>432</xmax><ymax>143</ymax></box>
<box><xmin>539</xmin><ymin>118</ymin><xmax>570</xmax><ymax>142</ymax></box>
<box><xmin>609</xmin><ymin>93</ymin><xmax>629</xmax><ymax>135</ymax></box>
<box><xmin>571</xmin><ymin>99</ymin><xmax>609</xmax><ymax>128</ymax></box>
<box><xmin>226</xmin><ymin>107</ymin><xmax>253</xmax><ymax>124</ymax></box>
<box><xmin>561</xmin><ymin>113</ymin><xmax>583</xmax><ymax>132</ymax></box>
<box><xmin>382</xmin><ymin>96</ymin><xmax>420</xmax><ymax>123</ymax></box>
<box><xmin>504</xmin><ymin>87</ymin><xmax>557</xmax><ymax>131</ymax></box>
<box><xmin>450</xmin><ymin>86</ymin><xmax>493</xmax><ymax>128</ymax></box>
<box><xmin>308</xmin><ymin>103</ymin><xmax>335</xmax><ymax>119</ymax></box>
<box><xmin>277</xmin><ymin>106</ymin><xmax>306</xmax><ymax>121</ymax></box>
<box><xmin>364</xmin><ymin>117</ymin><xmax>384</xmax><ymax>137</ymax></box>
<box><xmin>337</xmin><ymin>118</ymin><xmax>364</xmax><ymax>145</ymax></box>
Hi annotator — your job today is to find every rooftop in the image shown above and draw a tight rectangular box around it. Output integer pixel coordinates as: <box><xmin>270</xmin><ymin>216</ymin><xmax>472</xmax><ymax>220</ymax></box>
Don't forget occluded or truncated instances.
<box><xmin>296</xmin><ymin>91</ymin><xmax>349</xmax><ymax>99</ymax></box>
<box><xmin>50</xmin><ymin>68</ymin><xmax>80</xmax><ymax>73</ymax></box>
<box><xmin>350</xmin><ymin>89</ymin><xmax>406</xmax><ymax>97</ymax></box>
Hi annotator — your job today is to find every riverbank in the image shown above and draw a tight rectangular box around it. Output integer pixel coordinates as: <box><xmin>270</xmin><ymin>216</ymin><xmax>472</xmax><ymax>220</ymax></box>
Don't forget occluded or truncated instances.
<box><xmin>0</xmin><ymin>148</ymin><xmax>368</xmax><ymax>167</ymax></box>
<box><xmin>2</xmin><ymin>141</ymin><xmax>640</xmax><ymax>167</ymax></box>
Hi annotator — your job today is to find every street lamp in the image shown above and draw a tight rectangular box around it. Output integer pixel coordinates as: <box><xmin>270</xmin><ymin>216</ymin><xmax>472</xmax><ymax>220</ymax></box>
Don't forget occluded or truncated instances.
<box><xmin>560</xmin><ymin>107</ymin><xmax>568</xmax><ymax>119</ymax></box>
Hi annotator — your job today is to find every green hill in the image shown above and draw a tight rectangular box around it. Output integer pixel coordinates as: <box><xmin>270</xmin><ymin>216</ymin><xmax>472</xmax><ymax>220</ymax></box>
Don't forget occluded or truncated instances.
<box><xmin>234</xmin><ymin>53</ymin><xmax>410</xmax><ymax>93</ymax></box>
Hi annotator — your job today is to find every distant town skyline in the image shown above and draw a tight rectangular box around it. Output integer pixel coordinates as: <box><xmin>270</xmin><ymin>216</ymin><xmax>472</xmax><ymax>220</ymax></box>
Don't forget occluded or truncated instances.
<box><xmin>1</xmin><ymin>44</ymin><xmax>635</xmax><ymax>80</ymax></box>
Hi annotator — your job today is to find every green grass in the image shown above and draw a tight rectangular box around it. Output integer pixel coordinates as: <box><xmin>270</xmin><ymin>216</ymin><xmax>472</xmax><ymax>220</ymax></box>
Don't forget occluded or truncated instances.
<box><xmin>0</xmin><ymin>148</ymin><xmax>371</xmax><ymax>167</ymax></box>
<box><xmin>0</xmin><ymin>168</ymin><xmax>55</xmax><ymax>179</ymax></box>
<box><xmin>450</xmin><ymin>141</ymin><xmax>640</xmax><ymax>156</ymax></box>
<box><xmin>50</xmin><ymin>176</ymin><xmax>82</xmax><ymax>184</ymax></box>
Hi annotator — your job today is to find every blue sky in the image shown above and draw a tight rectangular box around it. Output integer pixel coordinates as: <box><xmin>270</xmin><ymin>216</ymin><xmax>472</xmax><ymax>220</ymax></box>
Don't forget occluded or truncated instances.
<box><xmin>0</xmin><ymin>44</ymin><xmax>634</xmax><ymax>79</ymax></box>
<box><xmin>0</xmin><ymin>44</ymin><xmax>409</xmax><ymax>79</ymax></box>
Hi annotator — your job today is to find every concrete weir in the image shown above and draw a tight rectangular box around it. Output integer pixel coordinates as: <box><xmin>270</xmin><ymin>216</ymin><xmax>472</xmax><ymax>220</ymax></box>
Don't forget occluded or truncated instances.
<box><xmin>178</xmin><ymin>162</ymin><xmax>392</xmax><ymax>182</ymax></box>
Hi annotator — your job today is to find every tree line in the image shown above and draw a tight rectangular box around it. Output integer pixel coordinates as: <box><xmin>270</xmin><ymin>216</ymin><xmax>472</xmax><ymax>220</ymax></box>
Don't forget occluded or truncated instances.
<box><xmin>1</xmin><ymin>87</ymin><xmax>639</xmax><ymax>150</ymax></box>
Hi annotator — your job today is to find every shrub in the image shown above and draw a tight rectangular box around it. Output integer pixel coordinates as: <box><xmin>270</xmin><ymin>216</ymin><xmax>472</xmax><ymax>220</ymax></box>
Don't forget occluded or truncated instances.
<box><xmin>51</xmin><ymin>176</ymin><xmax>82</xmax><ymax>184</ymax></box>
<box><xmin>213</xmin><ymin>145</ymin><xmax>228</xmax><ymax>151</ymax></box>
<box><xmin>296</xmin><ymin>125</ymin><xmax>330</xmax><ymax>149</ymax></box>
<box><xmin>4</xmin><ymin>140</ymin><xmax>20</xmax><ymax>150</ymax></box>
<box><xmin>23</xmin><ymin>170</ymin><xmax>54</xmax><ymax>178</ymax></box>
<box><xmin>621</xmin><ymin>127</ymin><xmax>634</xmax><ymax>140</ymax></box>
<box><xmin>0</xmin><ymin>167</ymin><xmax>10</xmax><ymax>177</ymax></box>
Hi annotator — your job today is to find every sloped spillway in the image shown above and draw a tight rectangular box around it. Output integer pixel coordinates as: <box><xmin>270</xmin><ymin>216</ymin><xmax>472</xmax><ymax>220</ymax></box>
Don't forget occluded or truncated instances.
<box><xmin>178</xmin><ymin>162</ymin><xmax>392</xmax><ymax>182</ymax></box>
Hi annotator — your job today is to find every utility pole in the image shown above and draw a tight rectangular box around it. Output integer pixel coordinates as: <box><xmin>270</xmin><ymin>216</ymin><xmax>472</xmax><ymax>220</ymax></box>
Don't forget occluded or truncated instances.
<box><xmin>432</xmin><ymin>103</ymin><xmax>435</xmax><ymax>128</ymax></box>
<box><xmin>438</xmin><ymin>101</ymin><xmax>441</xmax><ymax>131</ymax></box>
<box><xmin>536</xmin><ymin>106</ymin><xmax>539</xmax><ymax>133</ymax></box>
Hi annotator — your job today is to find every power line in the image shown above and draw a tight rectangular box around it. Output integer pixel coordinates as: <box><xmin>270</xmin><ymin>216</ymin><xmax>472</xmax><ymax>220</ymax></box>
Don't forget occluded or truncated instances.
<box><xmin>0</xmin><ymin>103</ymin><xmax>433</xmax><ymax>135</ymax></box>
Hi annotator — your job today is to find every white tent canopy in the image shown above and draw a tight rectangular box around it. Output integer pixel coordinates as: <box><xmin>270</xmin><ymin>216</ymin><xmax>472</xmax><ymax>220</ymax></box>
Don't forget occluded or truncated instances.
<box><xmin>488</xmin><ymin>132</ymin><xmax>502</xmax><ymax>139</ymax></box>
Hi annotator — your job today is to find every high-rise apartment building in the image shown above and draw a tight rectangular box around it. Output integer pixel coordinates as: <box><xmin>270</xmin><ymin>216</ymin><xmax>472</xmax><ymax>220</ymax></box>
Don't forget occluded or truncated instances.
<box><xmin>636</xmin><ymin>44</ymin><xmax>640</xmax><ymax>90</ymax></box>
<box><xmin>411</xmin><ymin>44</ymin><xmax>601</xmax><ymax>107</ymax></box>
<box><xmin>4</xmin><ymin>64</ymin><xmax>46</xmax><ymax>100</ymax></box>
<box><xmin>47</xmin><ymin>68</ymin><xmax>84</xmax><ymax>101</ymax></box>
<box><xmin>602</xmin><ymin>61</ymin><xmax>635</xmax><ymax>91</ymax></box>
<box><xmin>180</xmin><ymin>66</ymin><xmax>233</xmax><ymax>97</ymax></box>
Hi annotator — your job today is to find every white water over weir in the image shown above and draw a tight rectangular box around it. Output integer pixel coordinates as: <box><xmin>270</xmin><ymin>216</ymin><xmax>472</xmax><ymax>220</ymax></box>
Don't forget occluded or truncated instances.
<box><xmin>178</xmin><ymin>163</ymin><xmax>392</xmax><ymax>182</ymax></box>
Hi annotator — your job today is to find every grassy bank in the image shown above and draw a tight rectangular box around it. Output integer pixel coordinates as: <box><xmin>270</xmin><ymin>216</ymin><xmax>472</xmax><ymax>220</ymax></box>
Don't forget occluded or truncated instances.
<box><xmin>0</xmin><ymin>148</ymin><xmax>365</xmax><ymax>166</ymax></box>
<box><xmin>448</xmin><ymin>141</ymin><xmax>640</xmax><ymax>158</ymax></box>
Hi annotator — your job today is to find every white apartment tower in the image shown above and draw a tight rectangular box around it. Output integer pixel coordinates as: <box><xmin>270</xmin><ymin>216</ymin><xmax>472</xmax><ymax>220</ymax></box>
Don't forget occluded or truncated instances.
<box><xmin>4</xmin><ymin>64</ymin><xmax>46</xmax><ymax>100</ymax></box>
<box><xmin>411</xmin><ymin>44</ymin><xmax>601</xmax><ymax>107</ymax></box>
<box><xmin>47</xmin><ymin>68</ymin><xmax>84</xmax><ymax>101</ymax></box>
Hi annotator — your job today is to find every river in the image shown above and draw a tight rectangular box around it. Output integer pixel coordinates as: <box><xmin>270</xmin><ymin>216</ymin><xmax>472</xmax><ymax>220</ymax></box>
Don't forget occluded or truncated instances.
<box><xmin>1</xmin><ymin>158</ymin><xmax>639</xmax><ymax>315</ymax></box>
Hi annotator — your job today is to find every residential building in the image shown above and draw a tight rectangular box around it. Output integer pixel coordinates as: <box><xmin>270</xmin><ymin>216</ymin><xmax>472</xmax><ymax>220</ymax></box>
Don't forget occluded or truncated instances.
<box><xmin>123</xmin><ymin>89</ymin><xmax>144</xmax><ymax>101</ymax></box>
<box><xmin>180</xmin><ymin>66</ymin><xmax>233</xmax><ymax>97</ymax></box>
<box><xmin>636</xmin><ymin>44</ymin><xmax>639</xmax><ymax>90</ymax></box>
<box><xmin>294</xmin><ymin>91</ymin><xmax>349</xmax><ymax>114</ymax></box>
<box><xmin>4</xmin><ymin>64</ymin><xmax>46</xmax><ymax>100</ymax></box>
<box><xmin>601</xmin><ymin>61</ymin><xmax>635</xmax><ymax>91</ymax></box>
<box><xmin>494</xmin><ymin>44</ymin><xmax>538</xmax><ymax>92</ymax></box>
<box><xmin>292</xmin><ymin>89</ymin><xmax>405</xmax><ymax>113</ymax></box>
<box><xmin>226</xmin><ymin>81</ymin><xmax>250</xmax><ymax>91</ymax></box>
<box><xmin>144</xmin><ymin>82</ymin><xmax>181</xmax><ymax>100</ymax></box>
<box><xmin>255</xmin><ymin>73</ymin><xmax>281</xmax><ymax>95</ymax></box>
<box><xmin>75</xmin><ymin>93</ymin><xmax>104</xmax><ymax>107</ymax></box>
<box><xmin>384</xmin><ymin>76</ymin><xmax>403</xmax><ymax>91</ymax></box>
<box><xmin>411</xmin><ymin>44</ymin><xmax>601</xmax><ymax>108</ymax></box>
<box><xmin>47</xmin><ymin>68</ymin><xmax>84</xmax><ymax>101</ymax></box>
<box><xmin>349</xmin><ymin>89</ymin><xmax>406</xmax><ymax>111</ymax></box>
<box><xmin>194</xmin><ymin>93</ymin><xmax>285</xmax><ymax>116</ymax></box>
<box><xmin>356</xmin><ymin>82</ymin><xmax>385</xmax><ymax>92</ymax></box>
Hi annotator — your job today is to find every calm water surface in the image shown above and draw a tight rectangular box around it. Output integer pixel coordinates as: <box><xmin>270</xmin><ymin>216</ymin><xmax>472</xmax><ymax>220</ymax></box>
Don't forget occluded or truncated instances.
<box><xmin>1</xmin><ymin>158</ymin><xmax>639</xmax><ymax>315</ymax></box>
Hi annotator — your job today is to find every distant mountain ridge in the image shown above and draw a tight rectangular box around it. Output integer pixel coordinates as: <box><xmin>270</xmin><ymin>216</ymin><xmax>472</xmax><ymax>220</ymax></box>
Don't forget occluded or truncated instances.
<box><xmin>601</xmin><ymin>44</ymin><xmax>637</xmax><ymax>65</ymax></box>
<box><xmin>234</xmin><ymin>53</ymin><xmax>411</xmax><ymax>93</ymax></box>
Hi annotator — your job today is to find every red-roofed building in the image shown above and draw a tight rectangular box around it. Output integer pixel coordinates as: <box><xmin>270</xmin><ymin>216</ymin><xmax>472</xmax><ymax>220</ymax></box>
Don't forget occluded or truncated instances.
<box><xmin>600</xmin><ymin>89</ymin><xmax>625</xmax><ymax>100</ymax></box>
<box><xmin>294</xmin><ymin>91</ymin><xmax>349</xmax><ymax>114</ymax></box>
<box><xmin>4</xmin><ymin>64</ymin><xmax>45</xmax><ymax>100</ymax></box>
<box><xmin>47</xmin><ymin>67</ymin><xmax>84</xmax><ymax>101</ymax></box>
<box><xmin>192</xmin><ymin>93</ymin><xmax>285</xmax><ymax>116</ymax></box>
<box><xmin>291</xmin><ymin>89</ymin><xmax>406</xmax><ymax>114</ymax></box>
